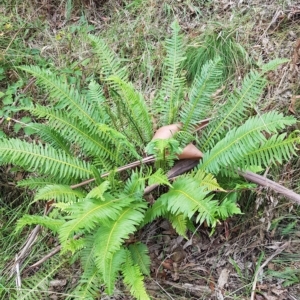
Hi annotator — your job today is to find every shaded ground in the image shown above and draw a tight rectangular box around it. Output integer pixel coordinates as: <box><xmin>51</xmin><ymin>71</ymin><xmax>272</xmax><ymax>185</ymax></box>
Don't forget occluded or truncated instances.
<box><xmin>1</xmin><ymin>0</ymin><xmax>300</xmax><ymax>299</ymax></box>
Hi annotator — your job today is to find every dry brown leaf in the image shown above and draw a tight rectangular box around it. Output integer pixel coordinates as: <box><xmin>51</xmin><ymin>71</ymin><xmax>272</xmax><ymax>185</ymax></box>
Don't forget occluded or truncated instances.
<box><xmin>152</xmin><ymin>123</ymin><xmax>182</xmax><ymax>140</ymax></box>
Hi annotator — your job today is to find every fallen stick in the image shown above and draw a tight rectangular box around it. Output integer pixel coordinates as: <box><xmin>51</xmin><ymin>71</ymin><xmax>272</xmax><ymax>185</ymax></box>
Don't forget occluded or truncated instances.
<box><xmin>239</xmin><ymin>170</ymin><xmax>300</xmax><ymax>205</ymax></box>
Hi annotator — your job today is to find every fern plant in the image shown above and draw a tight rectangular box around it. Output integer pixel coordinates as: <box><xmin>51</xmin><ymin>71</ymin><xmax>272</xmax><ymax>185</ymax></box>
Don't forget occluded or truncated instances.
<box><xmin>0</xmin><ymin>21</ymin><xmax>298</xmax><ymax>299</ymax></box>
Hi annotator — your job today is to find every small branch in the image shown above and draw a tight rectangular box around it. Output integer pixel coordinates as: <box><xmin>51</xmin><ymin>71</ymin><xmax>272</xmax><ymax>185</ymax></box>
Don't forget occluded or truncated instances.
<box><xmin>15</xmin><ymin>255</ymin><xmax>21</xmax><ymax>289</ymax></box>
<box><xmin>239</xmin><ymin>170</ymin><xmax>300</xmax><ymax>205</ymax></box>
<box><xmin>250</xmin><ymin>241</ymin><xmax>289</xmax><ymax>300</ymax></box>
<box><xmin>26</xmin><ymin>245</ymin><xmax>61</xmax><ymax>271</ymax></box>
<box><xmin>70</xmin><ymin>155</ymin><xmax>156</xmax><ymax>189</ymax></box>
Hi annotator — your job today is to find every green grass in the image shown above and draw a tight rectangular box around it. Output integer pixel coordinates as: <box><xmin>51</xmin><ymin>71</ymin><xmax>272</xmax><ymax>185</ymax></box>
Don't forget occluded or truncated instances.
<box><xmin>183</xmin><ymin>26</ymin><xmax>252</xmax><ymax>82</ymax></box>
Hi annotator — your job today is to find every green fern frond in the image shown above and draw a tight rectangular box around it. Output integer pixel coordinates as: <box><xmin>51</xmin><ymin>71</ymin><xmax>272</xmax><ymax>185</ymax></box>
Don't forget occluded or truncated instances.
<box><xmin>108</xmin><ymin>76</ymin><xmax>153</xmax><ymax>145</ymax></box>
<box><xmin>100</xmin><ymin>247</ymin><xmax>127</xmax><ymax>295</ymax></box>
<box><xmin>122</xmin><ymin>250</ymin><xmax>150</xmax><ymax>300</ymax></box>
<box><xmin>19</xmin><ymin>66</ymin><xmax>97</xmax><ymax>127</ymax></box>
<box><xmin>242</xmin><ymin>133</ymin><xmax>298</xmax><ymax>167</ymax></box>
<box><xmin>15</xmin><ymin>215</ymin><xmax>64</xmax><ymax>233</ymax></box>
<box><xmin>217</xmin><ymin>197</ymin><xmax>242</xmax><ymax>220</ymax></box>
<box><xmin>145</xmin><ymin>137</ymin><xmax>181</xmax><ymax>169</ymax></box>
<box><xmin>194</xmin><ymin>170</ymin><xmax>225</xmax><ymax>191</ymax></box>
<box><xmin>72</xmin><ymin>265</ymin><xmax>102</xmax><ymax>300</ymax></box>
<box><xmin>34</xmin><ymin>184</ymin><xmax>86</xmax><ymax>202</ymax></box>
<box><xmin>168</xmin><ymin>213</ymin><xmax>188</xmax><ymax>237</ymax></box>
<box><xmin>69</xmin><ymin>235</ymin><xmax>102</xmax><ymax>299</ymax></box>
<box><xmin>173</xmin><ymin>129</ymin><xmax>195</xmax><ymax>147</ymax></box>
<box><xmin>87</xmin><ymin>80</ymin><xmax>111</xmax><ymax>124</ymax></box>
<box><xmin>199</xmin><ymin>112</ymin><xmax>297</xmax><ymax>174</ymax></box>
<box><xmin>0</xmin><ymin>139</ymin><xmax>92</xmax><ymax>179</ymax></box>
<box><xmin>31</xmin><ymin>106</ymin><xmax>130</xmax><ymax>168</ymax></box>
<box><xmin>86</xmin><ymin>181</ymin><xmax>110</xmax><ymax>200</ymax></box>
<box><xmin>96</xmin><ymin>123</ymin><xmax>141</xmax><ymax>160</ymax></box>
<box><xmin>94</xmin><ymin>203</ymin><xmax>147</xmax><ymax>268</ymax></box>
<box><xmin>180</xmin><ymin>58</ymin><xmax>223</xmax><ymax>132</ymax></box>
<box><xmin>128</xmin><ymin>243</ymin><xmax>151</xmax><ymax>276</ymax></box>
<box><xmin>148</xmin><ymin>168</ymin><xmax>171</xmax><ymax>187</ymax></box>
<box><xmin>124</xmin><ymin>171</ymin><xmax>145</xmax><ymax>198</ymax></box>
<box><xmin>143</xmin><ymin>198</ymin><xmax>167</xmax><ymax>225</ymax></box>
<box><xmin>79</xmin><ymin>235</ymin><xmax>96</xmax><ymax>269</ymax></box>
<box><xmin>88</xmin><ymin>34</ymin><xmax>128</xmax><ymax>81</ymax></box>
<box><xmin>62</xmin><ymin>238</ymin><xmax>87</xmax><ymax>255</ymax></box>
<box><xmin>155</xmin><ymin>20</ymin><xmax>186</xmax><ymax>126</ymax></box>
<box><xmin>157</xmin><ymin>177</ymin><xmax>218</xmax><ymax>227</ymax></box>
<box><xmin>31</xmin><ymin>124</ymin><xmax>72</xmax><ymax>155</ymax></box>
<box><xmin>17</xmin><ymin>177</ymin><xmax>67</xmax><ymax>188</ymax></box>
<box><xmin>260</xmin><ymin>58</ymin><xmax>290</xmax><ymax>73</ymax></box>
<box><xmin>58</xmin><ymin>195</ymin><xmax>136</xmax><ymax>246</ymax></box>
<box><xmin>11</xmin><ymin>260</ymin><xmax>64</xmax><ymax>300</ymax></box>
<box><xmin>201</xmin><ymin>68</ymin><xmax>268</xmax><ymax>151</ymax></box>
